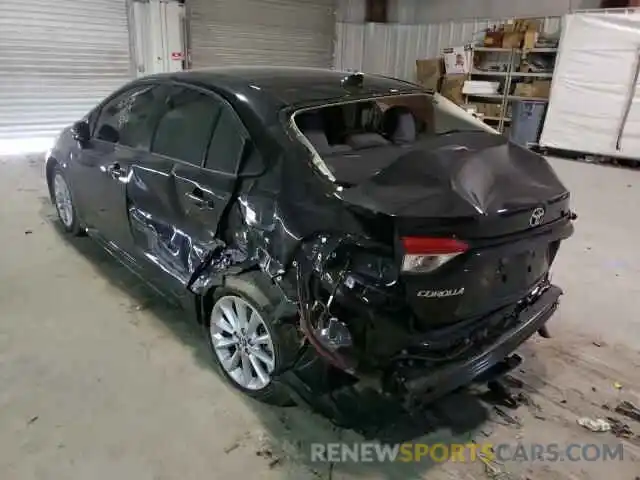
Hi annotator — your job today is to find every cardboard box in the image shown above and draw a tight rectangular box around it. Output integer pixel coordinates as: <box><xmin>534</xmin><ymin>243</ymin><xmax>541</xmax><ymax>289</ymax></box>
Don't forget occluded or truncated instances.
<box><xmin>503</xmin><ymin>21</ymin><xmax>516</xmax><ymax>33</ymax></box>
<box><xmin>463</xmin><ymin>103</ymin><xmax>479</xmax><ymax>116</ymax></box>
<box><xmin>484</xmin><ymin>30</ymin><xmax>503</xmax><ymax>47</ymax></box>
<box><xmin>523</xmin><ymin>30</ymin><xmax>539</xmax><ymax>50</ymax></box>
<box><xmin>502</xmin><ymin>18</ymin><xmax>541</xmax><ymax>34</ymax></box>
<box><xmin>514</xmin><ymin>83</ymin><xmax>533</xmax><ymax>97</ymax></box>
<box><xmin>502</xmin><ymin>32</ymin><xmax>523</xmax><ymax>48</ymax></box>
<box><xmin>531</xmin><ymin>80</ymin><xmax>551</xmax><ymax>98</ymax></box>
<box><xmin>472</xmin><ymin>103</ymin><xmax>502</xmax><ymax>118</ymax></box>
<box><xmin>442</xmin><ymin>46</ymin><xmax>471</xmax><ymax>75</ymax></box>
<box><xmin>440</xmin><ymin>75</ymin><xmax>466</xmax><ymax>105</ymax></box>
<box><xmin>470</xmin><ymin>103</ymin><xmax>485</xmax><ymax>115</ymax></box>
<box><xmin>486</xmin><ymin>103</ymin><xmax>503</xmax><ymax>117</ymax></box>
<box><xmin>416</xmin><ymin>58</ymin><xmax>443</xmax><ymax>91</ymax></box>
<box><xmin>513</xmin><ymin>80</ymin><xmax>551</xmax><ymax>98</ymax></box>
<box><xmin>521</xmin><ymin>19</ymin><xmax>542</xmax><ymax>32</ymax></box>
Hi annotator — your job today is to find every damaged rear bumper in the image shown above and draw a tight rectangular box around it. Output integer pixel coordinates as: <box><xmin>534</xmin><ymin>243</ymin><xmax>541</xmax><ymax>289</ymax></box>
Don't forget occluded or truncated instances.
<box><xmin>277</xmin><ymin>284</ymin><xmax>561</xmax><ymax>429</ymax></box>
<box><xmin>395</xmin><ymin>285</ymin><xmax>562</xmax><ymax>403</ymax></box>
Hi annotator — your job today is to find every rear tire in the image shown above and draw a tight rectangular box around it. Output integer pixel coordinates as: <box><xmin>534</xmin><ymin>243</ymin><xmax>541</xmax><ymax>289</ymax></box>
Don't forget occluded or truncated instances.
<box><xmin>204</xmin><ymin>271</ymin><xmax>298</xmax><ymax>406</ymax></box>
<box><xmin>51</xmin><ymin>165</ymin><xmax>82</xmax><ymax>236</ymax></box>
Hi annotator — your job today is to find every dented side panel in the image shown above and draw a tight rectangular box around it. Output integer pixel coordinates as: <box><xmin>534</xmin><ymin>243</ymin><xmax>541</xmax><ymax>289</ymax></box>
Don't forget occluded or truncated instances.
<box><xmin>181</xmin><ymin>141</ymin><xmax>371</xmax><ymax>294</ymax></box>
<box><xmin>126</xmin><ymin>157</ymin><xmax>236</xmax><ymax>293</ymax></box>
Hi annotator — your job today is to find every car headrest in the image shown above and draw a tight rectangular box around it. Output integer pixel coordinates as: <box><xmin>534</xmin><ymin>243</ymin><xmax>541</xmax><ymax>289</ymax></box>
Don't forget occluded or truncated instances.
<box><xmin>383</xmin><ymin>106</ymin><xmax>417</xmax><ymax>144</ymax></box>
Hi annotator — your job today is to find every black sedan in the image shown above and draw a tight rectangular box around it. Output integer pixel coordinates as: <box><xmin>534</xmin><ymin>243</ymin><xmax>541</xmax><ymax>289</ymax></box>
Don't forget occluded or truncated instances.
<box><xmin>46</xmin><ymin>67</ymin><xmax>574</xmax><ymax>422</ymax></box>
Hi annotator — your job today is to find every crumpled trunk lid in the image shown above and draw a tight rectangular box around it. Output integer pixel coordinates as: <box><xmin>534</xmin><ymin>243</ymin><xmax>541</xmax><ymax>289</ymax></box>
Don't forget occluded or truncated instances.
<box><xmin>337</xmin><ymin>131</ymin><xmax>569</xmax><ymax>231</ymax></box>
<box><xmin>335</xmin><ymin>132</ymin><xmax>573</xmax><ymax>329</ymax></box>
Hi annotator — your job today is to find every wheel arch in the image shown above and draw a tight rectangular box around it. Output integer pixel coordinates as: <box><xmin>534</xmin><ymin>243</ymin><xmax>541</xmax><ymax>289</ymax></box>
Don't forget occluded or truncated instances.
<box><xmin>197</xmin><ymin>269</ymin><xmax>288</xmax><ymax>326</ymax></box>
<box><xmin>45</xmin><ymin>156</ymin><xmax>59</xmax><ymax>200</ymax></box>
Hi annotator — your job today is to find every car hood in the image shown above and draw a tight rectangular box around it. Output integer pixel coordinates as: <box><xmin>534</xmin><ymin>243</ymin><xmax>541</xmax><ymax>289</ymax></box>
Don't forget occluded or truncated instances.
<box><xmin>336</xmin><ymin>131</ymin><xmax>568</xmax><ymax>218</ymax></box>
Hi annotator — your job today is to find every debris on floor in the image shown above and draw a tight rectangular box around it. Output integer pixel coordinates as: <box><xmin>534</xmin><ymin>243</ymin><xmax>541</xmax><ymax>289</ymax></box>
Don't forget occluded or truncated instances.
<box><xmin>223</xmin><ymin>441</ymin><xmax>240</xmax><ymax>454</ymax></box>
<box><xmin>513</xmin><ymin>391</ymin><xmax>537</xmax><ymax>409</ymax></box>
<box><xmin>577</xmin><ymin>417</ymin><xmax>611</xmax><ymax>432</ymax></box>
<box><xmin>484</xmin><ymin>380</ymin><xmax>519</xmax><ymax>409</ymax></box>
<box><xmin>492</xmin><ymin>406</ymin><xmax>522</xmax><ymax>427</ymax></box>
<box><xmin>614</xmin><ymin>401</ymin><xmax>640</xmax><ymax>423</ymax></box>
<box><xmin>27</xmin><ymin>415</ymin><xmax>39</xmax><ymax>425</ymax></box>
<box><xmin>255</xmin><ymin>445</ymin><xmax>283</xmax><ymax>468</ymax></box>
<box><xmin>478</xmin><ymin>450</ymin><xmax>515</xmax><ymax>479</ymax></box>
<box><xmin>613</xmin><ymin>382</ymin><xmax>623</xmax><ymax>390</ymax></box>
<box><xmin>606</xmin><ymin>417</ymin><xmax>634</xmax><ymax>439</ymax></box>
<box><xmin>255</xmin><ymin>446</ymin><xmax>273</xmax><ymax>458</ymax></box>
<box><xmin>502</xmin><ymin>375</ymin><xmax>524</xmax><ymax>389</ymax></box>
<box><xmin>483</xmin><ymin>377</ymin><xmax>547</xmax><ymax>424</ymax></box>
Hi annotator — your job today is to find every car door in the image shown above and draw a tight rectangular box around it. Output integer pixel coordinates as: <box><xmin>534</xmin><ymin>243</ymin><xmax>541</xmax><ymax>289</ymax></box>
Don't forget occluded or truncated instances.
<box><xmin>127</xmin><ymin>85</ymin><xmax>243</xmax><ymax>292</ymax></box>
<box><xmin>72</xmin><ymin>84</ymin><xmax>169</xmax><ymax>259</ymax></box>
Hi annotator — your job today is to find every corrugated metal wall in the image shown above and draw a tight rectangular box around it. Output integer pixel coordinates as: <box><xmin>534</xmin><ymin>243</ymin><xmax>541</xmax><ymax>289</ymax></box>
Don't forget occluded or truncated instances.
<box><xmin>0</xmin><ymin>0</ymin><xmax>133</xmax><ymax>142</ymax></box>
<box><xmin>387</xmin><ymin>0</ymin><xmax>601</xmax><ymax>24</ymax></box>
<box><xmin>335</xmin><ymin>18</ymin><xmax>563</xmax><ymax>80</ymax></box>
<box><xmin>335</xmin><ymin>2</ymin><xmax>638</xmax><ymax>82</ymax></box>
<box><xmin>189</xmin><ymin>0</ymin><xmax>336</xmax><ymax>68</ymax></box>
<box><xmin>335</xmin><ymin>0</ymin><xmax>602</xmax><ymax>24</ymax></box>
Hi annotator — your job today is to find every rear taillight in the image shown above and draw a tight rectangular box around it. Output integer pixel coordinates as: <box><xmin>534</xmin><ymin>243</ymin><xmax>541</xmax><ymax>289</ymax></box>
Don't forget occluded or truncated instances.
<box><xmin>401</xmin><ymin>237</ymin><xmax>468</xmax><ymax>273</ymax></box>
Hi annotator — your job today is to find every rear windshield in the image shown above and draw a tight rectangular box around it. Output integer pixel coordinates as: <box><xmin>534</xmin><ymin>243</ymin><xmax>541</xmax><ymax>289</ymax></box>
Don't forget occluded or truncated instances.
<box><xmin>291</xmin><ymin>93</ymin><xmax>495</xmax><ymax>181</ymax></box>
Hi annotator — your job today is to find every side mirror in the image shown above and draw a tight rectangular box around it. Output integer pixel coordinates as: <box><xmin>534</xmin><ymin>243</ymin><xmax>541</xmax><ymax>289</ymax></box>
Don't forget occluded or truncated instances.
<box><xmin>71</xmin><ymin>120</ymin><xmax>91</xmax><ymax>146</ymax></box>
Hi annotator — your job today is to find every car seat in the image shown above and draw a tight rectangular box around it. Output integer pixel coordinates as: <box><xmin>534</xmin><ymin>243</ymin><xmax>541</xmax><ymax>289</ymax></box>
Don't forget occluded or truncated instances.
<box><xmin>296</xmin><ymin>112</ymin><xmax>351</xmax><ymax>155</ymax></box>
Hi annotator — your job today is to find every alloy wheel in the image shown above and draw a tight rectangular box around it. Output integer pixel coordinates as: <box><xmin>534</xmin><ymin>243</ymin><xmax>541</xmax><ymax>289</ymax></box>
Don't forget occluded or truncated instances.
<box><xmin>210</xmin><ymin>295</ymin><xmax>276</xmax><ymax>390</ymax></box>
<box><xmin>53</xmin><ymin>173</ymin><xmax>74</xmax><ymax>228</ymax></box>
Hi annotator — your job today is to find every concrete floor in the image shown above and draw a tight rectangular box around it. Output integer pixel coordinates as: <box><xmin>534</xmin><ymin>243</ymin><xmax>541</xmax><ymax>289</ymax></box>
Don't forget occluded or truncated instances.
<box><xmin>0</xmin><ymin>155</ymin><xmax>638</xmax><ymax>480</ymax></box>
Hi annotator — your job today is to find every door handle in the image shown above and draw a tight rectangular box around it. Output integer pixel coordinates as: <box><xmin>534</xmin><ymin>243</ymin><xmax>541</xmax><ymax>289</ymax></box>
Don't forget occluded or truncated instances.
<box><xmin>106</xmin><ymin>162</ymin><xmax>126</xmax><ymax>179</ymax></box>
<box><xmin>185</xmin><ymin>189</ymin><xmax>214</xmax><ymax>209</ymax></box>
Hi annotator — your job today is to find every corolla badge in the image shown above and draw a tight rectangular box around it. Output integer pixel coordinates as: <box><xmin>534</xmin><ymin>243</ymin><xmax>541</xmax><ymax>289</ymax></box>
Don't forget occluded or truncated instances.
<box><xmin>529</xmin><ymin>207</ymin><xmax>546</xmax><ymax>227</ymax></box>
<box><xmin>417</xmin><ymin>288</ymin><xmax>465</xmax><ymax>298</ymax></box>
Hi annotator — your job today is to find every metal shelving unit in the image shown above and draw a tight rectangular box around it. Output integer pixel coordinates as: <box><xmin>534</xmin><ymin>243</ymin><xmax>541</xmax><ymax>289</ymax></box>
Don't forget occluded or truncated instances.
<box><xmin>464</xmin><ymin>46</ymin><xmax>557</xmax><ymax>132</ymax></box>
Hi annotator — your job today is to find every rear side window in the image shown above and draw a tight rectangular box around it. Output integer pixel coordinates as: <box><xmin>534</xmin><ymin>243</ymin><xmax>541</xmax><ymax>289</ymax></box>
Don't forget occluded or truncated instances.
<box><xmin>205</xmin><ymin>107</ymin><xmax>248</xmax><ymax>174</ymax></box>
<box><xmin>94</xmin><ymin>85</ymin><xmax>167</xmax><ymax>149</ymax></box>
<box><xmin>151</xmin><ymin>87</ymin><xmax>222</xmax><ymax>166</ymax></box>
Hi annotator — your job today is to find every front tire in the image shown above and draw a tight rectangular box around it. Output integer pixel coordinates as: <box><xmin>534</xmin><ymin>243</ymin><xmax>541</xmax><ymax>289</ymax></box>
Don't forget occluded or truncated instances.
<box><xmin>205</xmin><ymin>272</ymin><xmax>296</xmax><ymax>406</ymax></box>
<box><xmin>51</xmin><ymin>166</ymin><xmax>82</xmax><ymax>236</ymax></box>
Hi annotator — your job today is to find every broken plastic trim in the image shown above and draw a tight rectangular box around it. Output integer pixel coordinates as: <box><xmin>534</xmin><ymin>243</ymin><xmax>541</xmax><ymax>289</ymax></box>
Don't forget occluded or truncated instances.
<box><xmin>186</xmin><ymin>244</ymin><xmax>256</xmax><ymax>295</ymax></box>
<box><xmin>295</xmin><ymin>259</ymin><xmax>356</xmax><ymax>374</ymax></box>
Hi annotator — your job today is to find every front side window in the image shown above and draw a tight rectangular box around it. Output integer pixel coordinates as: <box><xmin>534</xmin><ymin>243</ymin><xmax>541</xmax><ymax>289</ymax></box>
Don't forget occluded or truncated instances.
<box><xmin>151</xmin><ymin>87</ymin><xmax>222</xmax><ymax>166</ymax></box>
<box><xmin>94</xmin><ymin>85</ymin><xmax>167</xmax><ymax>149</ymax></box>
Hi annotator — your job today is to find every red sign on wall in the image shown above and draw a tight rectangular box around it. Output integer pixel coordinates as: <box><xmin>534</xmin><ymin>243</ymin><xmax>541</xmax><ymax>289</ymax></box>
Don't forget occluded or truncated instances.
<box><xmin>171</xmin><ymin>52</ymin><xmax>184</xmax><ymax>60</ymax></box>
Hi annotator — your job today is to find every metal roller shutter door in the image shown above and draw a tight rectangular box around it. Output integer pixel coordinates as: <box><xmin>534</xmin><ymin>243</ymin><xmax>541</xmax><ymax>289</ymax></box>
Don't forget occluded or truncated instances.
<box><xmin>189</xmin><ymin>0</ymin><xmax>335</xmax><ymax>68</ymax></box>
<box><xmin>0</xmin><ymin>0</ymin><xmax>133</xmax><ymax>143</ymax></box>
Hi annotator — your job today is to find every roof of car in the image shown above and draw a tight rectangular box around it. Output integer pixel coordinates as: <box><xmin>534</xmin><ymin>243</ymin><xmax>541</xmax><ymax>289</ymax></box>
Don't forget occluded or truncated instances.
<box><xmin>148</xmin><ymin>66</ymin><xmax>426</xmax><ymax>110</ymax></box>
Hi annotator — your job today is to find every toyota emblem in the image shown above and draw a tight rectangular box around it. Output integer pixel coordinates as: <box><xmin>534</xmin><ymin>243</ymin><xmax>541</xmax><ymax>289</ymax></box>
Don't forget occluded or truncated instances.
<box><xmin>529</xmin><ymin>207</ymin><xmax>546</xmax><ymax>227</ymax></box>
